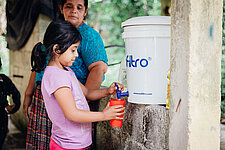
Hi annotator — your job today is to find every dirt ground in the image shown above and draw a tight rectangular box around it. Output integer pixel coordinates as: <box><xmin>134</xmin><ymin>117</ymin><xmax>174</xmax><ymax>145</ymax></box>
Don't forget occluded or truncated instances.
<box><xmin>2</xmin><ymin>116</ymin><xmax>26</xmax><ymax>150</ymax></box>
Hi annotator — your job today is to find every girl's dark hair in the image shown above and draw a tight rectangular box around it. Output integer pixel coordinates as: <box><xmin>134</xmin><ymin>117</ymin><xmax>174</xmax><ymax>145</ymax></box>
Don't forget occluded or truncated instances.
<box><xmin>57</xmin><ymin>0</ymin><xmax>88</xmax><ymax>21</ymax></box>
<box><xmin>31</xmin><ymin>20</ymin><xmax>82</xmax><ymax>73</ymax></box>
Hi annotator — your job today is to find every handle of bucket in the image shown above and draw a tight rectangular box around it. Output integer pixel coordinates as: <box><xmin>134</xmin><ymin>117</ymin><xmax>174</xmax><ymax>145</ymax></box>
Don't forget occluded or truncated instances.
<box><xmin>115</xmin><ymin>83</ymin><xmax>129</xmax><ymax>99</ymax></box>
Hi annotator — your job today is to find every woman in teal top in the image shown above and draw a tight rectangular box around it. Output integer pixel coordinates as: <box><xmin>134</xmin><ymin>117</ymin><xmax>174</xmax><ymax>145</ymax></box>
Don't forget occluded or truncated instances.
<box><xmin>23</xmin><ymin>0</ymin><xmax>108</xmax><ymax>149</ymax></box>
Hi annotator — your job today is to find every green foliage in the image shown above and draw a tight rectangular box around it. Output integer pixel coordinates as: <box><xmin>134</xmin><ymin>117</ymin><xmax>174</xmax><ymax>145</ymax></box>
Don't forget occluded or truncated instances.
<box><xmin>0</xmin><ymin>0</ymin><xmax>8</xmax><ymax>75</ymax></box>
<box><xmin>87</xmin><ymin>0</ymin><xmax>161</xmax><ymax>86</ymax></box>
<box><xmin>0</xmin><ymin>35</ymin><xmax>9</xmax><ymax>75</ymax></box>
<box><xmin>221</xmin><ymin>0</ymin><xmax>225</xmax><ymax>118</ymax></box>
<box><xmin>88</xmin><ymin>0</ymin><xmax>160</xmax><ymax>46</ymax></box>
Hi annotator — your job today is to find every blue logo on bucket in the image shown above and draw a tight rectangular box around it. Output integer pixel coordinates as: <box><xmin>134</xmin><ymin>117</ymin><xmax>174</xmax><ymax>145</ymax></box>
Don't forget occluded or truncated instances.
<box><xmin>126</xmin><ymin>55</ymin><xmax>152</xmax><ymax>68</ymax></box>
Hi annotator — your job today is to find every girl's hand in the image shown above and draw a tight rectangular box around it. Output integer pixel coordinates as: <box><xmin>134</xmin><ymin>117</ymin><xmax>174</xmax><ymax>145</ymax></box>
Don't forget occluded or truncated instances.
<box><xmin>102</xmin><ymin>102</ymin><xmax>125</xmax><ymax>120</ymax></box>
<box><xmin>108</xmin><ymin>82</ymin><xmax>124</xmax><ymax>95</ymax></box>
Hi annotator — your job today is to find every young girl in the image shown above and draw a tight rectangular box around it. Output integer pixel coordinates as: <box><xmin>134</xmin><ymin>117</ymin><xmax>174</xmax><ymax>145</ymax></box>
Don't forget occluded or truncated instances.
<box><xmin>31</xmin><ymin>20</ymin><xmax>124</xmax><ymax>150</ymax></box>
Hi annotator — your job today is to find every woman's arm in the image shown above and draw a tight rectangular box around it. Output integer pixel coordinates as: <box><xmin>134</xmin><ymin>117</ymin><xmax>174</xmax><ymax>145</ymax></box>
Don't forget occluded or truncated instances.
<box><xmin>23</xmin><ymin>71</ymin><xmax>36</xmax><ymax>118</ymax></box>
<box><xmin>80</xmin><ymin>29</ymin><xmax>108</xmax><ymax>90</ymax></box>
<box><xmin>54</xmin><ymin>87</ymin><xmax>124</xmax><ymax>123</ymax></box>
<box><xmin>85</xmin><ymin>61</ymin><xmax>108</xmax><ymax>90</ymax></box>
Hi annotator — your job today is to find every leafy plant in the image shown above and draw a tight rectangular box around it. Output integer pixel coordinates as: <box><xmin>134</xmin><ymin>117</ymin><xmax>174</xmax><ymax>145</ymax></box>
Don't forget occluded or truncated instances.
<box><xmin>0</xmin><ymin>36</ymin><xmax>9</xmax><ymax>76</ymax></box>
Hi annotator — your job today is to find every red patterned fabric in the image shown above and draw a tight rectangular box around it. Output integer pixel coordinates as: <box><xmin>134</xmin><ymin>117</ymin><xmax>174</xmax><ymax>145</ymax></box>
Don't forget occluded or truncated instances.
<box><xmin>26</xmin><ymin>83</ymin><xmax>52</xmax><ymax>150</ymax></box>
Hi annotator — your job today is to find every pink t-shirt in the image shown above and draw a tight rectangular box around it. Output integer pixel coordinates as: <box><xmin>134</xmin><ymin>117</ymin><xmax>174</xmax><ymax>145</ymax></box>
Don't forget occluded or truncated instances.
<box><xmin>41</xmin><ymin>66</ymin><xmax>92</xmax><ymax>149</ymax></box>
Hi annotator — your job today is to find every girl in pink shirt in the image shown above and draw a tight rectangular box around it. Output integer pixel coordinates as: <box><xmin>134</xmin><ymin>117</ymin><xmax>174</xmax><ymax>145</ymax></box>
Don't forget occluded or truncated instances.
<box><xmin>31</xmin><ymin>20</ymin><xmax>124</xmax><ymax>150</ymax></box>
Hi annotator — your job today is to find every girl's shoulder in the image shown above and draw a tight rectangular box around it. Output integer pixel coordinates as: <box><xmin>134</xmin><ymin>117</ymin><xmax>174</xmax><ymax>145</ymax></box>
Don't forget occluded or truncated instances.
<box><xmin>42</xmin><ymin>66</ymin><xmax>73</xmax><ymax>95</ymax></box>
<box><xmin>44</xmin><ymin>66</ymin><xmax>71</xmax><ymax>79</ymax></box>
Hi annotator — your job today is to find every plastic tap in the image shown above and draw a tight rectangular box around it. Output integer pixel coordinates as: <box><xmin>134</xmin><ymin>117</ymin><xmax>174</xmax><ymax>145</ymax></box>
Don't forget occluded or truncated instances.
<box><xmin>115</xmin><ymin>83</ymin><xmax>129</xmax><ymax>99</ymax></box>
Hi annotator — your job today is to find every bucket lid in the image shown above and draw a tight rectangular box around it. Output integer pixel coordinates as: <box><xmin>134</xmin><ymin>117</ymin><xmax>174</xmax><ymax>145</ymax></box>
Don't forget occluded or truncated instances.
<box><xmin>121</xmin><ymin>16</ymin><xmax>171</xmax><ymax>28</ymax></box>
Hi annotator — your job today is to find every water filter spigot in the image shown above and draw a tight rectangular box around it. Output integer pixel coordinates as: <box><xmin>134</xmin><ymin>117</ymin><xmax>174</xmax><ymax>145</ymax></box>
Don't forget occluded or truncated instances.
<box><xmin>115</xmin><ymin>83</ymin><xmax>129</xmax><ymax>99</ymax></box>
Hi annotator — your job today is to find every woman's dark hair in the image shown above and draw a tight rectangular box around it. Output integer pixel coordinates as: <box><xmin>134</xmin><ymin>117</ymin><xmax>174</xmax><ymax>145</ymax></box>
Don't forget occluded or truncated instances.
<box><xmin>59</xmin><ymin>0</ymin><xmax>88</xmax><ymax>10</ymax></box>
<box><xmin>31</xmin><ymin>20</ymin><xmax>82</xmax><ymax>73</ymax></box>
<box><xmin>57</xmin><ymin>0</ymin><xmax>88</xmax><ymax>20</ymax></box>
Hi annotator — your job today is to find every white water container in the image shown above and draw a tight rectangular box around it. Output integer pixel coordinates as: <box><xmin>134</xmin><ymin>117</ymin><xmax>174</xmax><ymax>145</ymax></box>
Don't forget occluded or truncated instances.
<box><xmin>122</xmin><ymin>16</ymin><xmax>170</xmax><ymax>104</ymax></box>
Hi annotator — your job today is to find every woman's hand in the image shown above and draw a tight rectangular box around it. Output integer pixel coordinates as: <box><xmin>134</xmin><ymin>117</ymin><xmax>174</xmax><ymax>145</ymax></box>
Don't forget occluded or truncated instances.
<box><xmin>102</xmin><ymin>102</ymin><xmax>125</xmax><ymax>120</ymax></box>
<box><xmin>23</xmin><ymin>95</ymin><xmax>32</xmax><ymax>118</ymax></box>
<box><xmin>107</xmin><ymin>82</ymin><xmax>124</xmax><ymax>95</ymax></box>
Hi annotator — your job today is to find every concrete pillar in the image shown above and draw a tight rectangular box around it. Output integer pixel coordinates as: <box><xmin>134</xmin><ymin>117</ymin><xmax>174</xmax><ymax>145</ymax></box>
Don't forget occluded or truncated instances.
<box><xmin>9</xmin><ymin>14</ymin><xmax>51</xmax><ymax>131</ymax></box>
<box><xmin>96</xmin><ymin>96</ymin><xmax>169</xmax><ymax>150</ymax></box>
<box><xmin>170</xmin><ymin>0</ymin><xmax>222</xmax><ymax>149</ymax></box>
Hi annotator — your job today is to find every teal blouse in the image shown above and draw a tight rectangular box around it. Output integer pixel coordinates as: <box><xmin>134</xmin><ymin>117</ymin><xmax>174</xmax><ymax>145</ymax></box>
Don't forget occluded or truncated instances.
<box><xmin>35</xmin><ymin>23</ymin><xmax>108</xmax><ymax>85</ymax></box>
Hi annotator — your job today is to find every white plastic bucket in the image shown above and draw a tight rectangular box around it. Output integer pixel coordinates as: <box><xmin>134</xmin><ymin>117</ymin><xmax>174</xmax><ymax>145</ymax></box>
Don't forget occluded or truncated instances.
<box><xmin>122</xmin><ymin>16</ymin><xmax>170</xmax><ymax>104</ymax></box>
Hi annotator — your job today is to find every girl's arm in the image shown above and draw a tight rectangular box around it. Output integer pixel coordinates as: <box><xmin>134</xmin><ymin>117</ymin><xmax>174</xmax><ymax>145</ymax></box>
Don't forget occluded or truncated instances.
<box><xmin>79</xmin><ymin>82</ymin><xmax>123</xmax><ymax>101</ymax></box>
<box><xmin>54</xmin><ymin>87</ymin><xmax>124</xmax><ymax>123</ymax></box>
<box><xmin>23</xmin><ymin>71</ymin><xmax>36</xmax><ymax>118</ymax></box>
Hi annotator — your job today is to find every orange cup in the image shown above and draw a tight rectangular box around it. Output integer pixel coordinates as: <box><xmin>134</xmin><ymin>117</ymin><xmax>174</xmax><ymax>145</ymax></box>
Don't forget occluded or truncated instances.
<box><xmin>109</xmin><ymin>99</ymin><xmax>125</xmax><ymax>127</ymax></box>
